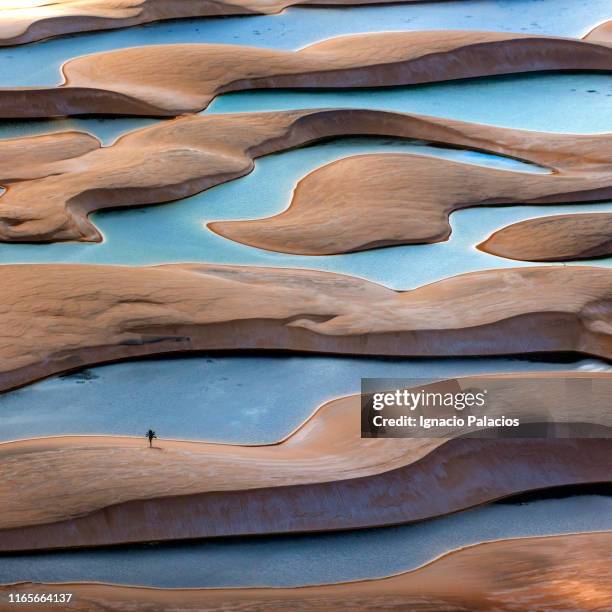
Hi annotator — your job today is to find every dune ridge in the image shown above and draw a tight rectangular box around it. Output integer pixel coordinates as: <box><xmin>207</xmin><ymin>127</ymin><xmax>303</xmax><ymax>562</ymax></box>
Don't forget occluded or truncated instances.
<box><xmin>1</xmin><ymin>437</ymin><xmax>609</xmax><ymax>552</ymax></box>
<box><xmin>3</xmin><ymin>533</ymin><xmax>607</xmax><ymax>610</ymax></box>
<box><xmin>0</xmin><ymin>109</ymin><xmax>610</xmax><ymax>244</ymax></box>
<box><xmin>0</xmin><ymin>372</ymin><xmax>610</xmax><ymax>550</ymax></box>
<box><xmin>1</xmin><ymin>263</ymin><xmax>612</xmax><ymax>393</ymax></box>
<box><xmin>478</xmin><ymin>213</ymin><xmax>612</xmax><ymax>262</ymax></box>
<box><xmin>0</xmin><ymin>26</ymin><xmax>611</xmax><ymax>117</ymax></box>
<box><xmin>209</xmin><ymin>151</ymin><xmax>612</xmax><ymax>255</ymax></box>
<box><xmin>0</xmin><ymin>0</ymin><xmax>443</xmax><ymax>47</ymax></box>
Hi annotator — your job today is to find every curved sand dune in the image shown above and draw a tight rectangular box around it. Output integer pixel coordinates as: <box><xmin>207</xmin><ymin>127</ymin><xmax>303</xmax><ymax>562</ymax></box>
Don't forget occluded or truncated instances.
<box><xmin>585</xmin><ymin>20</ymin><xmax>612</xmax><ymax>44</ymax></box>
<box><xmin>5</xmin><ymin>533</ymin><xmax>607</xmax><ymax>611</ymax></box>
<box><xmin>0</xmin><ymin>372</ymin><xmax>610</xmax><ymax>550</ymax></box>
<box><xmin>0</xmin><ymin>27</ymin><xmax>611</xmax><ymax>117</ymax></box>
<box><xmin>478</xmin><ymin>213</ymin><xmax>612</xmax><ymax>262</ymax></box>
<box><xmin>209</xmin><ymin>152</ymin><xmax>612</xmax><ymax>254</ymax></box>
<box><xmin>0</xmin><ymin>0</ymin><xmax>438</xmax><ymax>47</ymax></box>
<box><xmin>1</xmin><ymin>264</ymin><xmax>612</xmax><ymax>393</ymax></box>
<box><xmin>0</xmin><ymin>109</ymin><xmax>610</xmax><ymax>244</ymax></box>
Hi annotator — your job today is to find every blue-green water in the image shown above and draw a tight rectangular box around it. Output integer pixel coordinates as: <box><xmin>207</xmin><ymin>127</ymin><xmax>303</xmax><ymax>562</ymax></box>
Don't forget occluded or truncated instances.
<box><xmin>1</xmin><ymin>355</ymin><xmax>607</xmax><ymax>444</ymax></box>
<box><xmin>0</xmin><ymin>496</ymin><xmax>609</xmax><ymax>588</ymax></box>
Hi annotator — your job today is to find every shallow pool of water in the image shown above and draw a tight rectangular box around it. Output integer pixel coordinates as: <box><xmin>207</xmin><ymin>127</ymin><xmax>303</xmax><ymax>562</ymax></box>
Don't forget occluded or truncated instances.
<box><xmin>0</xmin><ymin>495</ymin><xmax>609</xmax><ymax>588</ymax></box>
<box><xmin>1</xmin><ymin>355</ymin><xmax>608</xmax><ymax>444</ymax></box>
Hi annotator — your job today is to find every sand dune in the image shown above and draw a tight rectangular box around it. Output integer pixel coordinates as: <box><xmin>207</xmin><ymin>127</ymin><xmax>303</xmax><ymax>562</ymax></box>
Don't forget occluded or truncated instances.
<box><xmin>1</xmin><ymin>533</ymin><xmax>611</xmax><ymax>610</ymax></box>
<box><xmin>479</xmin><ymin>213</ymin><xmax>612</xmax><ymax>262</ymax></box>
<box><xmin>0</xmin><ymin>26</ymin><xmax>611</xmax><ymax>117</ymax></box>
<box><xmin>0</xmin><ymin>372</ymin><xmax>610</xmax><ymax>550</ymax></box>
<box><xmin>1</xmin><ymin>264</ymin><xmax>611</xmax><ymax>393</ymax></box>
<box><xmin>584</xmin><ymin>20</ymin><xmax>612</xmax><ymax>44</ymax></box>
<box><xmin>0</xmin><ymin>109</ymin><xmax>609</xmax><ymax>244</ymax></box>
<box><xmin>0</xmin><ymin>0</ymin><xmax>437</xmax><ymax>47</ymax></box>
<box><xmin>209</xmin><ymin>152</ymin><xmax>611</xmax><ymax>254</ymax></box>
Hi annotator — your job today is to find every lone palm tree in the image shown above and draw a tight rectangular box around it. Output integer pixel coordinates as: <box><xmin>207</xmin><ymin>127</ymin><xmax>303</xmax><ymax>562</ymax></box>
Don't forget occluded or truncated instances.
<box><xmin>146</xmin><ymin>429</ymin><xmax>158</xmax><ymax>448</ymax></box>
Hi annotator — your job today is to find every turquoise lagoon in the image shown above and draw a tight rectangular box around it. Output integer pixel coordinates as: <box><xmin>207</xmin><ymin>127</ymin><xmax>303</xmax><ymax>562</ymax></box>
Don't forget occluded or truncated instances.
<box><xmin>0</xmin><ymin>496</ymin><xmax>610</xmax><ymax>587</ymax></box>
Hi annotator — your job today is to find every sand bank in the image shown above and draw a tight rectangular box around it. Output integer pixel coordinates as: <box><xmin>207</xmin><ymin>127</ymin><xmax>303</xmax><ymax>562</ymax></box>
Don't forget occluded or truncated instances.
<box><xmin>0</xmin><ymin>27</ymin><xmax>611</xmax><ymax>117</ymax></box>
<box><xmin>0</xmin><ymin>109</ymin><xmax>609</xmax><ymax>244</ymax></box>
<box><xmin>479</xmin><ymin>213</ymin><xmax>612</xmax><ymax>262</ymax></box>
<box><xmin>1</xmin><ymin>264</ymin><xmax>611</xmax><ymax>393</ymax></box>
<box><xmin>0</xmin><ymin>372</ymin><xmax>610</xmax><ymax>550</ymax></box>
<box><xmin>1</xmin><ymin>532</ymin><xmax>610</xmax><ymax>610</ymax></box>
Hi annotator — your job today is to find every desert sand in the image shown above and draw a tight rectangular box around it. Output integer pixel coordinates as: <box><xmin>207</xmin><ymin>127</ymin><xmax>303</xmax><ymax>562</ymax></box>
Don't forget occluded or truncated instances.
<box><xmin>1</xmin><ymin>533</ymin><xmax>611</xmax><ymax>610</ymax></box>
<box><xmin>0</xmin><ymin>109</ymin><xmax>610</xmax><ymax>244</ymax></box>
<box><xmin>0</xmin><ymin>372</ymin><xmax>610</xmax><ymax>550</ymax></box>
<box><xmin>479</xmin><ymin>213</ymin><xmax>612</xmax><ymax>262</ymax></box>
<box><xmin>0</xmin><ymin>26</ymin><xmax>611</xmax><ymax>117</ymax></box>
<box><xmin>0</xmin><ymin>0</ymin><xmax>438</xmax><ymax>47</ymax></box>
<box><xmin>209</xmin><ymin>152</ymin><xmax>611</xmax><ymax>254</ymax></box>
<box><xmin>1</xmin><ymin>264</ymin><xmax>611</xmax><ymax>393</ymax></box>
<box><xmin>584</xmin><ymin>20</ymin><xmax>612</xmax><ymax>44</ymax></box>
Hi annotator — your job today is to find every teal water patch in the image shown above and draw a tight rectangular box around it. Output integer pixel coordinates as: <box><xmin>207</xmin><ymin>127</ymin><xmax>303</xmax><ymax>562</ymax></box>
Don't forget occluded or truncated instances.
<box><xmin>0</xmin><ymin>496</ymin><xmax>610</xmax><ymax>587</ymax></box>
<box><xmin>0</xmin><ymin>137</ymin><xmax>608</xmax><ymax>290</ymax></box>
<box><xmin>207</xmin><ymin>74</ymin><xmax>612</xmax><ymax>134</ymax></box>
<box><xmin>1</xmin><ymin>355</ymin><xmax>607</xmax><ymax>444</ymax></box>
<box><xmin>0</xmin><ymin>0</ymin><xmax>609</xmax><ymax>86</ymax></box>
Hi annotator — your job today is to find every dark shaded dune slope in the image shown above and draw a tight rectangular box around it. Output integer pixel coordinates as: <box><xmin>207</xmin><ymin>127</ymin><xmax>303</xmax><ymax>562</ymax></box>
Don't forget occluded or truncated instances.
<box><xmin>0</xmin><ymin>264</ymin><xmax>611</xmax><ymax>392</ymax></box>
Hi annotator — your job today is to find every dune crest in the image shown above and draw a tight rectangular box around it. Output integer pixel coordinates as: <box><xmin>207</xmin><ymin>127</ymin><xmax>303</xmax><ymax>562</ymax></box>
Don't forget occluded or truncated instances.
<box><xmin>0</xmin><ymin>263</ymin><xmax>611</xmax><ymax>393</ymax></box>
<box><xmin>0</xmin><ymin>379</ymin><xmax>610</xmax><ymax>549</ymax></box>
<box><xmin>0</xmin><ymin>109</ymin><xmax>610</xmax><ymax>244</ymax></box>
<box><xmin>0</xmin><ymin>437</ymin><xmax>609</xmax><ymax>549</ymax></box>
<box><xmin>478</xmin><ymin>213</ymin><xmax>612</xmax><ymax>262</ymax></box>
<box><xmin>0</xmin><ymin>26</ymin><xmax>611</xmax><ymax>117</ymax></box>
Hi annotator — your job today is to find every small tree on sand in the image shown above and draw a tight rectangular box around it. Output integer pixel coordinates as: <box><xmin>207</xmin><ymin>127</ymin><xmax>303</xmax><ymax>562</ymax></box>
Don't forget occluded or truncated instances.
<box><xmin>146</xmin><ymin>429</ymin><xmax>158</xmax><ymax>448</ymax></box>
